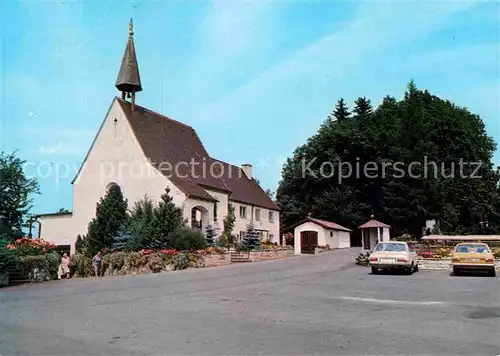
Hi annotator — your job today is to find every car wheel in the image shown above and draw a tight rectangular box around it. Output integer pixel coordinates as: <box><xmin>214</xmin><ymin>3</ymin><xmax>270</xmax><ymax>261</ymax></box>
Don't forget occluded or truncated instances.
<box><xmin>371</xmin><ymin>266</ymin><xmax>378</xmax><ymax>274</ymax></box>
<box><xmin>406</xmin><ymin>266</ymin><xmax>413</xmax><ymax>275</ymax></box>
<box><xmin>453</xmin><ymin>267</ymin><xmax>460</xmax><ymax>276</ymax></box>
<box><xmin>489</xmin><ymin>269</ymin><xmax>496</xmax><ymax>277</ymax></box>
<box><xmin>413</xmin><ymin>263</ymin><xmax>419</xmax><ymax>272</ymax></box>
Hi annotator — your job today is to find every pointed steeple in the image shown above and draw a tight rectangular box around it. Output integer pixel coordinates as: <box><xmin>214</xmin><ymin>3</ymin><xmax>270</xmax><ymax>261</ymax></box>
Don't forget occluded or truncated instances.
<box><xmin>116</xmin><ymin>18</ymin><xmax>142</xmax><ymax>110</ymax></box>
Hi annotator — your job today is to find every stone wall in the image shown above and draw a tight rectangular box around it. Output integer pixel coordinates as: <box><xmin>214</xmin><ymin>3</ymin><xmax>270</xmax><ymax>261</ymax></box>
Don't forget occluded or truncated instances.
<box><xmin>203</xmin><ymin>253</ymin><xmax>232</xmax><ymax>267</ymax></box>
<box><xmin>418</xmin><ymin>258</ymin><xmax>500</xmax><ymax>271</ymax></box>
<box><xmin>249</xmin><ymin>248</ymin><xmax>291</xmax><ymax>262</ymax></box>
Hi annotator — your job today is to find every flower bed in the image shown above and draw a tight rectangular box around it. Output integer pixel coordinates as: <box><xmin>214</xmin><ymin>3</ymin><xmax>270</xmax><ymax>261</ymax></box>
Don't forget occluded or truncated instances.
<box><xmin>71</xmin><ymin>246</ymin><xmax>294</xmax><ymax>277</ymax></box>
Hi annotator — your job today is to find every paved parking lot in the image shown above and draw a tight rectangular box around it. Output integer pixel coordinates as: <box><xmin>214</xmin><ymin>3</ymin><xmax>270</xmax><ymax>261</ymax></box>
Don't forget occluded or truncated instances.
<box><xmin>1</xmin><ymin>249</ymin><xmax>499</xmax><ymax>355</ymax></box>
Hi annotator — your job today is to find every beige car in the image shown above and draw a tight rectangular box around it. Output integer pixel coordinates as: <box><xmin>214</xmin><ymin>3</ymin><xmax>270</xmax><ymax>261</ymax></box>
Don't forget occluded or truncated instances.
<box><xmin>369</xmin><ymin>241</ymin><xmax>419</xmax><ymax>275</ymax></box>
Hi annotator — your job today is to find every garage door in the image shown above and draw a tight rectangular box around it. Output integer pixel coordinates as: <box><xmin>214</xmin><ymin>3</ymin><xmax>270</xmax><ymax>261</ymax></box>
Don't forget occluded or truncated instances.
<box><xmin>300</xmin><ymin>231</ymin><xmax>318</xmax><ymax>254</ymax></box>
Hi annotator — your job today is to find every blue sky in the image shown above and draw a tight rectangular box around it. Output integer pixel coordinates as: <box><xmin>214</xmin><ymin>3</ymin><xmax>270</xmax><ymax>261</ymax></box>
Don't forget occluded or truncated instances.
<box><xmin>1</xmin><ymin>0</ymin><xmax>499</xmax><ymax>215</ymax></box>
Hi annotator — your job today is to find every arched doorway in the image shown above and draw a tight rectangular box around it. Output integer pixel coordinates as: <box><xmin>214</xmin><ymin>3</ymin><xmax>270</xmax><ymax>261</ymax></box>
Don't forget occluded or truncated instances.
<box><xmin>191</xmin><ymin>206</ymin><xmax>209</xmax><ymax>233</ymax></box>
<box><xmin>300</xmin><ymin>231</ymin><xmax>318</xmax><ymax>254</ymax></box>
<box><xmin>105</xmin><ymin>182</ymin><xmax>121</xmax><ymax>193</ymax></box>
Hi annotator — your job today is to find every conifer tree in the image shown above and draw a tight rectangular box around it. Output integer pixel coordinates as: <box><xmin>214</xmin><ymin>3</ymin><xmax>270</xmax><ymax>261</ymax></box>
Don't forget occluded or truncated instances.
<box><xmin>0</xmin><ymin>236</ymin><xmax>15</xmax><ymax>271</ymax></box>
<box><xmin>223</xmin><ymin>204</ymin><xmax>236</xmax><ymax>236</ymax></box>
<box><xmin>127</xmin><ymin>196</ymin><xmax>156</xmax><ymax>249</ymax></box>
<box><xmin>83</xmin><ymin>184</ymin><xmax>128</xmax><ymax>256</ymax></box>
<box><xmin>331</xmin><ymin>98</ymin><xmax>351</xmax><ymax>122</ymax></box>
<box><xmin>111</xmin><ymin>223</ymin><xmax>132</xmax><ymax>251</ymax></box>
<box><xmin>205</xmin><ymin>224</ymin><xmax>216</xmax><ymax>246</ymax></box>
<box><xmin>149</xmin><ymin>187</ymin><xmax>185</xmax><ymax>249</ymax></box>
<box><xmin>353</xmin><ymin>97</ymin><xmax>373</xmax><ymax>116</ymax></box>
<box><xmin>242</xmin><ymin>225</ymin><xmax>260</xmax><ymax>250</ymax></box>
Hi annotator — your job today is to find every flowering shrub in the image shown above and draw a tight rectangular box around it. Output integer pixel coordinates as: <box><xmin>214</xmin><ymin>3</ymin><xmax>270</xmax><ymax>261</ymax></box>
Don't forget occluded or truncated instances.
<box><xmin>417</xmin><ymin>251</ymin><xmax>436</xmax><ymax>259</ymax></box>
<box><xmin>124</xmin><ymin>251</ymin><xmax>144</xmax><ymax>269</ymax></box>
<box><xmin>7</xmin><ymin>237</ymin><xmax>57</xmax><ymax>256</ymax></box>
<box><xmin>172</xmin><ymin>253</ymin><xmax>189</xmax><ymax>270</ymax></box>
<box><xmin>434</xmin><ymin>247</ymin><xmax>451</xmax><ymax>258</ymax></box>
<box><xmin>147</xmin><ymin>253</ymin><xmax>164</xmax><ymax>273</ymax></box>
<box><xmin>159</xmin><ymin>249</ymin><xmax>179</xmax><ymax>256</ymax></box>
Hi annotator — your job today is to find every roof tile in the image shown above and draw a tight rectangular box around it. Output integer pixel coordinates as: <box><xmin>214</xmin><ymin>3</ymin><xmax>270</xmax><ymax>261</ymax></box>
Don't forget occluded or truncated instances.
<box><xmin>117</xmin><ymin>98</ymin><xmax>279</xmax><ymax>210</ymax></box>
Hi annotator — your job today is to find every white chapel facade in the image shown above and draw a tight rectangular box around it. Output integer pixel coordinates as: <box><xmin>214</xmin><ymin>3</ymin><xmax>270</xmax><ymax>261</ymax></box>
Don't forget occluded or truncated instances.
<box><xmin>37</xmin><ymin>20</ymin><xmax>280</xmax><ymax>253</ymax></box>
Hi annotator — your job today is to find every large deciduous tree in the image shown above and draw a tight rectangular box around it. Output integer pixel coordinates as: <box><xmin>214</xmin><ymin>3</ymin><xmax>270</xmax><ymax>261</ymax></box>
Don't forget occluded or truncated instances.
<box><xmin>276</xmin><ymin>81</ymin><xmax>500</xmax><ymax>238</ymax></box>
<box><xmin>0</xmin><ymin>152</ymin><xmax>39</xmax><ymax>241</ymax></box>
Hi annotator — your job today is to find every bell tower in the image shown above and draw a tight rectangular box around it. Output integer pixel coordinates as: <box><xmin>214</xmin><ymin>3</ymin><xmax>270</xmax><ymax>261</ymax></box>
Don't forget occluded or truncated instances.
<box><xmin>115</xmin><ymin>18</ymin><xmax>142</xmax><ymax>112</ymax></box>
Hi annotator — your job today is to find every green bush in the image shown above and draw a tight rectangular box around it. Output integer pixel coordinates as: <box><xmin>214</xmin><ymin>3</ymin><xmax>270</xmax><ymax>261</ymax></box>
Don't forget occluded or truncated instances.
<box><xmin>44</xmin><ymin>252</ymin><xmax>61</xmax><ymax>279</ymax></box>
<box><xmin>15</xmin><ymin>255</ymin><xmax>50</xmax><ymax>281</ymax></box>
<box><xmin>217</xmin><ymin>233</ymin><xmax>229</xmax><ymax>248</ymax></box>
<box><xmin>172</xmin><ymin>253</ymin><xmax>188</xmax><ymax>270</ymax></box>
<box><xmin>147</xmin><ymin>253</ymin><xmax>164</xmax><ymax>272</ymax></box>
<box><xmin>109</xmin><ymin>251</ymin><xmax>127</xmax><ymax>269</ymax></box>
<box><xmin>70</xmin><ymin>253</ymin><xmax>94</xmax><ymax>277</ymax></box>
<box><xmin>355</xmin><ymin>252</ymin><xmax>371</xmax><ymax>266</ymax></box>
<box><xmin>235</xmin><ymin>244</ymin><xmax>251</xmax><ymax>252</ymax></box>
<box><xmin>0</xmin><ymin>237</ymin><xmax>15</xmax><ymax>271</ymax></box>
<box><xmin>124</xmin><ymin>251</ymin><xmax>144</xmax><ymax>269</ymax></box>
<box><xmin>170</xmin><ymin>227</ymin><xmax>206</xmax><ymax>251</ymax></box>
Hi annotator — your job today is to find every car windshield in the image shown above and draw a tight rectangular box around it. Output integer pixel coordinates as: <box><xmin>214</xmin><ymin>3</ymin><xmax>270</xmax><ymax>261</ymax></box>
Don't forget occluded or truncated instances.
<box><xmin>455</xmin><ymin>244</ymin><xmax>489</xmax><ymax>253</ymax></box>
<box><xmin>374</xmin><ymin>243</ymin><xmax>407</xmax><ymax>252</ymax></box>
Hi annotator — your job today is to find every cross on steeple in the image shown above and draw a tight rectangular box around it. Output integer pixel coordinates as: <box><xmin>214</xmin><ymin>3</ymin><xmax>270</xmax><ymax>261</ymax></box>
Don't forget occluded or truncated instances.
<box><xmin>116</xmin><ymin>18</ymin><xmax>142</xmax><ymax>112</ymax></box>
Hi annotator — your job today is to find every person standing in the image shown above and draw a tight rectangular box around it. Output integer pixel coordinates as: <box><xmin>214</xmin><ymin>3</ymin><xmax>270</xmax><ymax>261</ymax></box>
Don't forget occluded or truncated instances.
<box><xmin>60</xmin><ymin>253</ymin><xmax>71</xmax><ymax>279</ymax></box>
<box><xmin>92</xmin><ymin>251</ymin><xmax>102</xmax><ymax>277</ymax></box>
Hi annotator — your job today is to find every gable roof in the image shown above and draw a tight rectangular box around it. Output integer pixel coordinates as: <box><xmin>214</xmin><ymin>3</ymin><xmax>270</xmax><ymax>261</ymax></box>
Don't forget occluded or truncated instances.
<box><xmin>285</xmin><ymin>217</ymin><xmax>351</xmax><ymax>232</ymax></box>
<box><xmin>358</xmin><ymin>219</ymin><xmax>391</xmax><ymax>229</ymax></box>
<box><xmin>116</xmin><ymin>98</ymin><xmax>279</xmax><ymax>210</ymax></box>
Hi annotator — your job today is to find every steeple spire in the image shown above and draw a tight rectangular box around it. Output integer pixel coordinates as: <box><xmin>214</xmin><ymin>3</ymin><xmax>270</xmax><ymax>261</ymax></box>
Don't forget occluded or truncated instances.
<box><xmin>116</xmin><ymin>18</ymin><xmax>142</xmax><ymax>112</ymax></box>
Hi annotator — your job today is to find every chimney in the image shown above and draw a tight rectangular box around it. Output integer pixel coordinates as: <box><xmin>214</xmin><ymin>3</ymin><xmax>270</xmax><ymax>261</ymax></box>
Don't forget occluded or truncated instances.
<box><xmin>241</xmin><ymin>164</ymin><xmax>252</xmax><ymax>179</ymax></box>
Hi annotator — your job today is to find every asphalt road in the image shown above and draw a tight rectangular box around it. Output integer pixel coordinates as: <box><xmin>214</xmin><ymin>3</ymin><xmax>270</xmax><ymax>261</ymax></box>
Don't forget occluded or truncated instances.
<box><xmin>1</xmin><ymin>249</ymin><xmax>499</xmax><ymax>355</ymax></box>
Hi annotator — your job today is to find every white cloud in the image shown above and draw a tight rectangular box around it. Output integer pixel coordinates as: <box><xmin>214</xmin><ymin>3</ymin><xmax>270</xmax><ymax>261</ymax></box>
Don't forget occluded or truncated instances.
<box><xmin>196</xmin><ymin>1</ymin><xmax>478</xmax><ymax>125</ymax></box>
<box><xmin>39</xmin><ymin>142</ymin><xmax>64</xmax><ymax>155</ymax></box>
<box><xmin>181</xmin><ymin>1</ymin><xmax>280</xmax><ymax>103</ymax></box>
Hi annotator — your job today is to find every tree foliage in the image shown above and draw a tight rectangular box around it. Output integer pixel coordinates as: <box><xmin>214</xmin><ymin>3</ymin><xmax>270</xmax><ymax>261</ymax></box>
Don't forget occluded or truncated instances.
<box><xmin>242</xmin><ymin>225</ymin><xmax>260</xmax><ymax>250</ymax></box>
<box><xmin>0</xmin><ymin>237</ymin><xmax>15</xmax><ymax>270</ymax></box>
<box><xmin>219</xmin><ymin>203</ymin><xmax>236</xmax><ymax>247</ymax></box>
<box><xmin>276</xmin><ymin>81</ymin><xmax>499</xmax><ymax>237</ymax></box>
<box><xmin>149</xmin><ymin>187</ymin><xmax>186</xmax><ymax>249</ymax></box>
<box><xmin>0</xmin><ymin>152</ymin><xmax>39</xmax><ymax>241</ymax></box>
<box><xmin>80</xmin><ymin>184</ymin><xmax>128</xmax><ymax>256</ymax></box>
<box><xmin>205</xmin><ymin>224</ymin><xmax>216</xmax><ymax>246</ymax></box>
<box><xmin>107</xmin><ymin>188</ymin><xmax>202</xmax><ymax>251</ymax></box>
<box><xmin>331</xmin><ymin>98</ymin><xmax>351</xmax><ymax>122</ymax></box>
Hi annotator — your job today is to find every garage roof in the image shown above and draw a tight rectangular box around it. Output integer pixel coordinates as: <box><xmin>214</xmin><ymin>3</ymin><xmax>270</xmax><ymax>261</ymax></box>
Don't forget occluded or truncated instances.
<box><xmin>285</xmin><ymin>217</ymin><xmax>352</xmax><ymax>232</ymax></box>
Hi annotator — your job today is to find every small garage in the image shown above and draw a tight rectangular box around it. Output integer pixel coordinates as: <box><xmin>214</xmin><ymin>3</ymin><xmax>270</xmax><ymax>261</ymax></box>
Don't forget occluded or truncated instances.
<box><xmin>286</xmin><ymin>216</ymin><xmax>352</xmax><ymax>255</ymax></box>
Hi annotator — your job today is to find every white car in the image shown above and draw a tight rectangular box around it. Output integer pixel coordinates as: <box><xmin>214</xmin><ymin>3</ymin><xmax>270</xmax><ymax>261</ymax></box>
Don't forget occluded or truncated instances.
<box><xmin>369</xmin><ymin>241</ymin><xmax>419</xmax><ymax>275</ymax></box>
